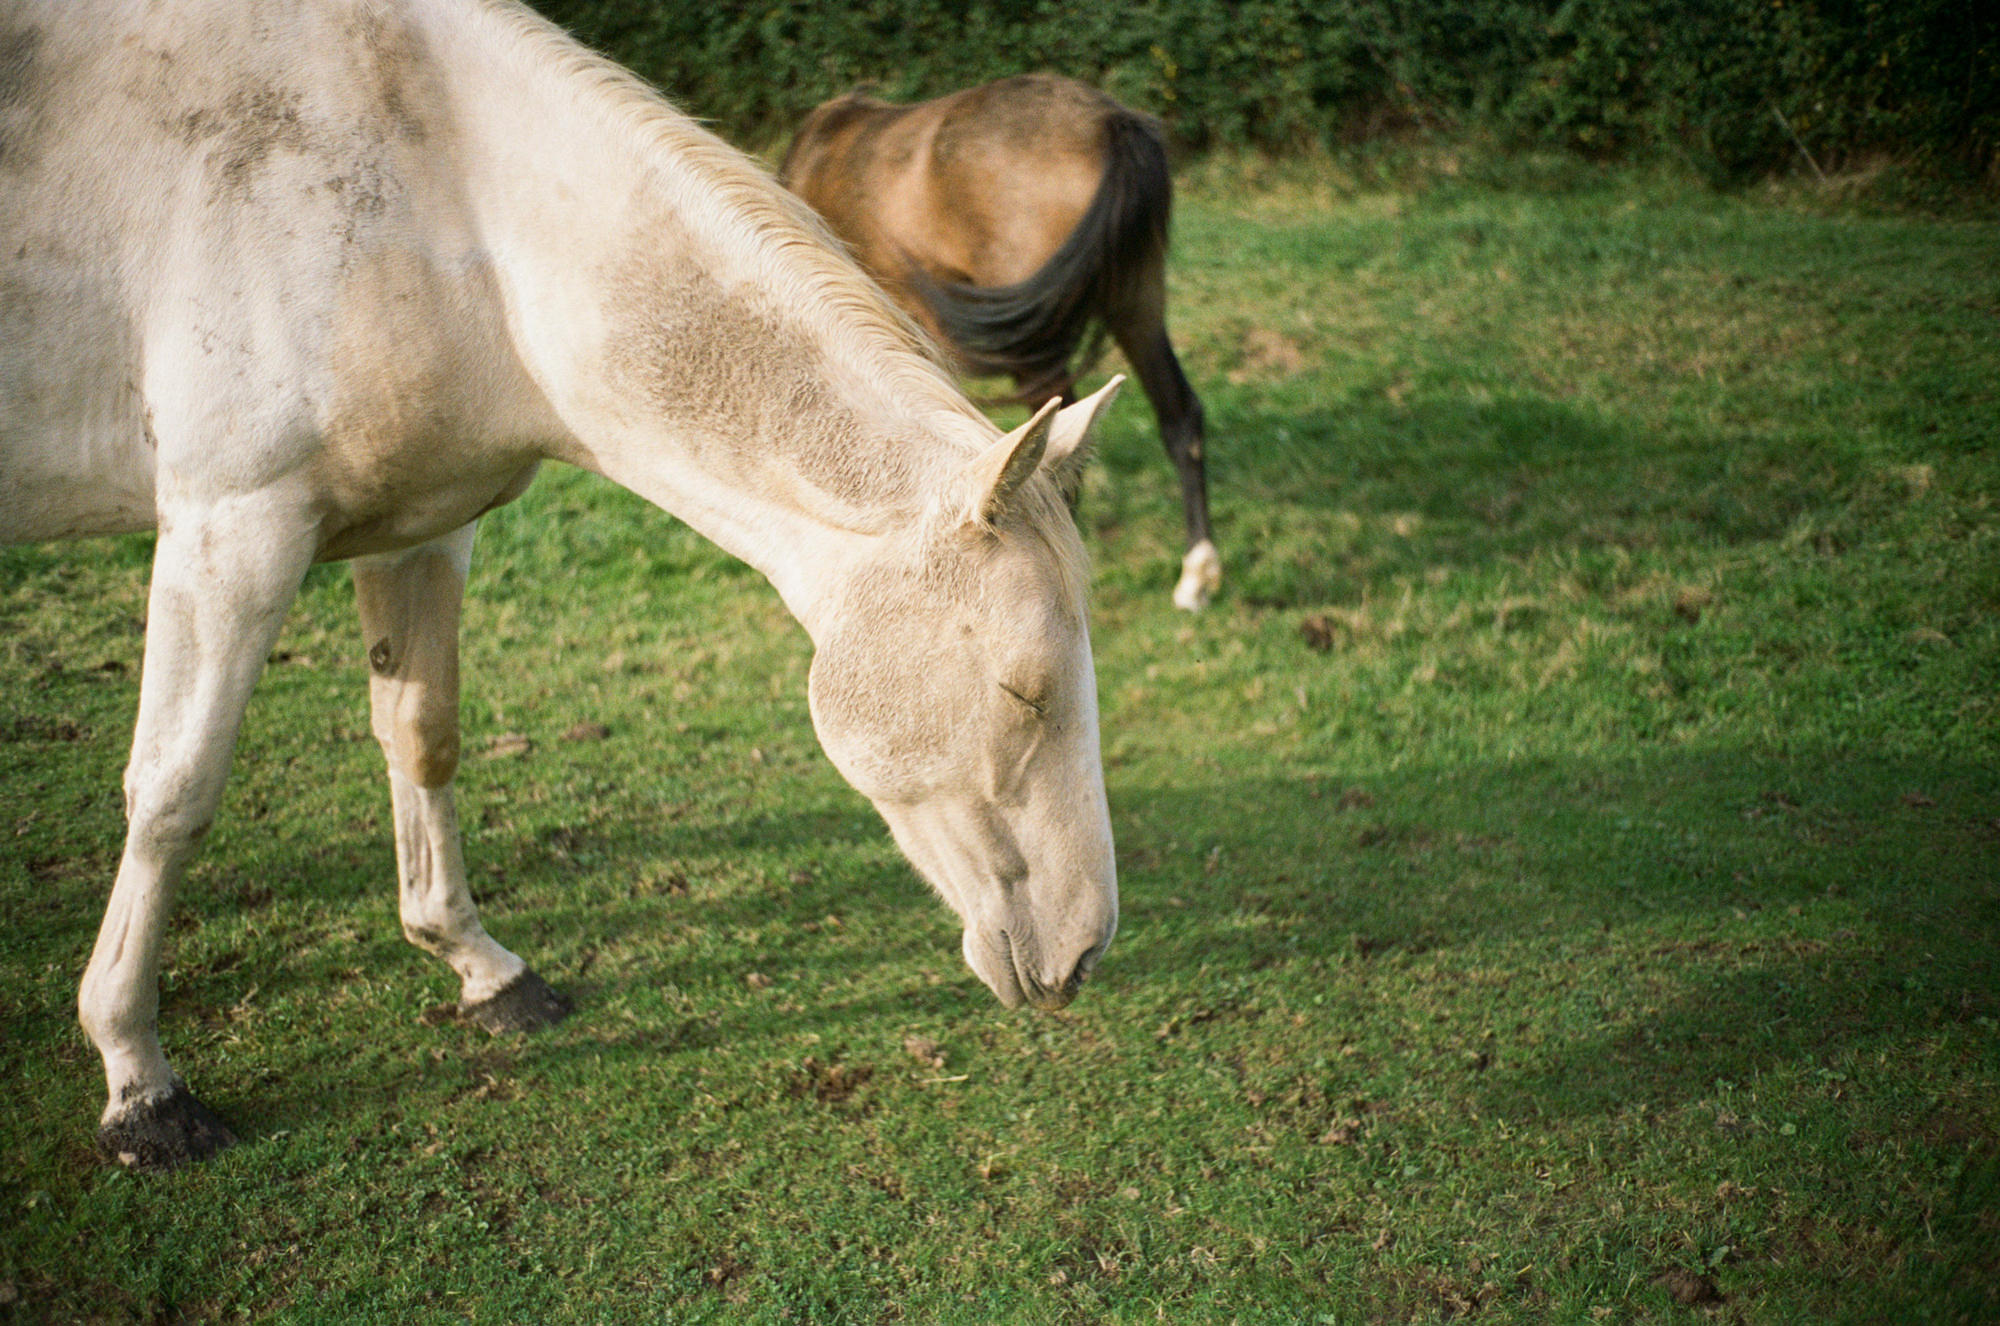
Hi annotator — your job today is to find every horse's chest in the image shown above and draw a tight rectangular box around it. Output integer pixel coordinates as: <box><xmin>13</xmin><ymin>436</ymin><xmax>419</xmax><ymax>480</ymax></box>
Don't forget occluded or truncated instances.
<box><xmin>305</xmin><ymin>249</ymin><xmax>548</xmax><ymax>558</ymax></box>
<box><xmin>310</xmin><ymin>355</ymin><xmax>538</xmax><ymax>561</ymax></box>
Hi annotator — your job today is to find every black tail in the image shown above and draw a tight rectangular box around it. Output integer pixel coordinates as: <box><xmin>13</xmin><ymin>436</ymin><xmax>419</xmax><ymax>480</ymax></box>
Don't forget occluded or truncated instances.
<box><xmin>910</xmin><ymin>109</ymin><xmax>1171</xmax><ymax>400</ymax></box>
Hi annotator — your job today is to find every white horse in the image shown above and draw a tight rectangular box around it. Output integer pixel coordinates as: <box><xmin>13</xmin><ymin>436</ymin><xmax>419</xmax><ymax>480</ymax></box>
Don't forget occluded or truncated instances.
<box><xmin>1</xmin><ymin>0</ymin><xmax>1121</xmax><ymax>1169</ymax></box>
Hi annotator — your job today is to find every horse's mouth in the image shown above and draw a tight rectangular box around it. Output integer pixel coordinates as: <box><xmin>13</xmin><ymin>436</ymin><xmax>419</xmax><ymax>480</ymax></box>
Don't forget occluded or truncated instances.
<box><xmin>964</xmin><ymin>925</ymin><xmax>1029</xmax><ymax>1011</ymax></box>
<box><xmin>1000</xmin><ymin>928</ymin><xmax>1083</xmax><ymax>1014</ymax></box>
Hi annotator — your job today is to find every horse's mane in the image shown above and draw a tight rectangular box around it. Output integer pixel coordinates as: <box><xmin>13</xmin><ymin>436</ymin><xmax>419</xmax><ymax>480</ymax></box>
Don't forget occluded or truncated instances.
<box><xmin>459</xmin><ymin>0</ymin><xmax>1091</xmax><ymax>605</ymax></box>
<box><xmin>465</xmin><ymin>1</ymin><xmax>966</xmax><ymax>433</ymax></box>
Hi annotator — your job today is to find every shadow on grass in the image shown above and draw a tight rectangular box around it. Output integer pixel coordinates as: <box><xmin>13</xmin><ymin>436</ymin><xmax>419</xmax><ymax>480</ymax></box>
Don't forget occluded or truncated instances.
<box><xmin>177</xmin><ymin>740</ymin><xmax>1997</xmax><ymax>1114</ymax></box>
<box><xmin>185</xmin><ymin>730</ymin><xmax>1994</xmax><ymax>976</ymax></box>
<box><xmin>17</xmin><ymin>738</ymin><xmax>1988</xmax><ymax>1326</ymax></box>
<box><xmin>23</xmin><ymin>730</ymin><xmax>1996</xmax><ymax>1222</ymax></box>
<box><xmin>1094</xmin><ymin>389</ymin><xmax>1872</xmax><ymax>608</ymax></box>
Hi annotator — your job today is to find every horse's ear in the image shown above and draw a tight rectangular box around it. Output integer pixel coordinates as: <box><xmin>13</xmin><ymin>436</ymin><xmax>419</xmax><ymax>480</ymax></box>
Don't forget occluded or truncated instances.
<box><xmin>956</xmin><ymin>396</ymin><xmax>1060</xmax><ymax>527</ymax></box>
<box><xmin>1043</xmin><ymin>375</ymin><xmax>1125</xmax><ymax>500</ymax></box>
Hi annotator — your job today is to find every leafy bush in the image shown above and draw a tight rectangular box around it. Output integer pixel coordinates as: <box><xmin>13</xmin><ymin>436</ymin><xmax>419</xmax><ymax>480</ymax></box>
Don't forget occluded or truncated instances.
<box><xmin>530</xmin><ymin>0</ymin><xmax>1997</xmax><ymax>184</ymax></box>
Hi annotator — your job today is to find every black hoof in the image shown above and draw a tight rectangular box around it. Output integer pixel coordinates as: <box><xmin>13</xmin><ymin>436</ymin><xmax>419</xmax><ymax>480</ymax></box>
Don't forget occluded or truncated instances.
<box><xmin>97</xmin><ymin>1084</ymin><xmax>237</xmax><ymax>1171</ymax></box>
<box><xmin>461</xmin><ymin>970</ymin><xmax>572</xmax><ymax>1034</ymax></box>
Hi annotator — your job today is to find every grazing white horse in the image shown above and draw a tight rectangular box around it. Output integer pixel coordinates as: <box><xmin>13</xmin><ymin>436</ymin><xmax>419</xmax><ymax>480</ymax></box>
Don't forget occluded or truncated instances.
<box><xmin>1</xmin><ymin>0</ymin><xmax>1121</xmax><ymax>1169</ymax></box>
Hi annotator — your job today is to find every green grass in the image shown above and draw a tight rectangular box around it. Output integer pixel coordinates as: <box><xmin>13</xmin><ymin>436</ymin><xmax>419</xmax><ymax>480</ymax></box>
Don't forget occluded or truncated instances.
<box><xmin>4</xmin><ymin>161</ymin><xmax>1997</xmax><ymax>1323</ymax></box>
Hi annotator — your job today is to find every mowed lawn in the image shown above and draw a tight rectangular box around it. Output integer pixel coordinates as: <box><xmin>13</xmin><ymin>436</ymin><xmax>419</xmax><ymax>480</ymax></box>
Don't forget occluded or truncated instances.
<box><xmin>3</xmin><ymin>161</ymin><xmax>1996</xmax><ymax>1323</ymax></box>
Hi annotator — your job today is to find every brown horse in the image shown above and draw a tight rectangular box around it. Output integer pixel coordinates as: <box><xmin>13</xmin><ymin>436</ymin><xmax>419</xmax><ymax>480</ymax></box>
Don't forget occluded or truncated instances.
<box><xmin>780</xmin><ymin>74</ymin><xmax>1220</xmax><ymax>611</ymax></box>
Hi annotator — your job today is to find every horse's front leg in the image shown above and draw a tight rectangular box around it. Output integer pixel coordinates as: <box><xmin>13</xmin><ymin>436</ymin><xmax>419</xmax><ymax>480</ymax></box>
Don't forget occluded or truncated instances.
<box><xmin>81</xmin><ymin>498</ymin><xmax>317</xmax><ymax>1169</ymax></box>
<box><xmin>352</xmin><ymin>527</ymin><xmax>570</xmax><ymax>1034</ymax></box>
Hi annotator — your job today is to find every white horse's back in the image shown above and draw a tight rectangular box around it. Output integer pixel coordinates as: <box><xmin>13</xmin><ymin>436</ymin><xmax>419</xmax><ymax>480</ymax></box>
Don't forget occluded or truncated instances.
<box><xmin>0</xmin><ymin>0</ymin><xmax>551</xmax><ymax>553</ymax></box>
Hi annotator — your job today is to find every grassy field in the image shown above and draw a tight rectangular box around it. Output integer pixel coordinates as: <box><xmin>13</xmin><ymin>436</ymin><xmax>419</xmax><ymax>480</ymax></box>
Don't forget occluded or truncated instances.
<box><xmin>3</xmin><ymin>158</ymin><xmax>1997</xmax><ymax>1323</ymax></box>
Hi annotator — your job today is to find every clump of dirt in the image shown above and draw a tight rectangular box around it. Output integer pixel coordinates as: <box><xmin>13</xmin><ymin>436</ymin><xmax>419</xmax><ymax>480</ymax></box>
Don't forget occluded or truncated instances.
<box><xmin>2</xmin><ymin>715</ymin><xmax>87</xmax><ymax>742</ymax></box>
<box><xmin>1655</xmin><ymin>1269</ymin><xmax>1723</xmax><ymax>1307</ymax></box>
<box><xmin>1227</xmin><ymin>326</ymin><xmax>1308</xmax><ymax>384</ymax></box>
<box><xmin>1674</xmin><ymin>585</ymin><xmax>1715</xmax><ymax>622</ymax></box>
<box><xmin>792</xmin><ymin>1057</ymin><xmax>873</xmax><ymax>1104</ymax></box>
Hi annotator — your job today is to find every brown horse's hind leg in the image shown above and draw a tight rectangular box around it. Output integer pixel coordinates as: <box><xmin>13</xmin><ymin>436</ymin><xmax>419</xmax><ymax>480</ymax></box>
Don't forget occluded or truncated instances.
<box><xmin>352</xmin><ymin>525</ymin><xmax>570</xmax><ymax>1034</ymax></box>
<box><xmin>1110</xmin><ymin>293</ymin><xmax>1218</xmax><ymax>610</ymax></box>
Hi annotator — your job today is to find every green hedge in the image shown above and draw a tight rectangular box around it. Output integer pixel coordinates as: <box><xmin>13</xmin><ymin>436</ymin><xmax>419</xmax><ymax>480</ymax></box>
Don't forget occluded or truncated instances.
<box><xmin>529</xmin><ymin>0</ymin><xmax>1997</xmax><ymax>183</ymax></box>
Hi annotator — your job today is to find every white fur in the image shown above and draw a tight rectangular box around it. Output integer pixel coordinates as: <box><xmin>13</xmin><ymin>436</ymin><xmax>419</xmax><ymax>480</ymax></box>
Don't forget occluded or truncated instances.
<box><xmin>1173</xmin><ymin>539</ymin><xmax>1223</xmax><ymax>611</ymax></box>
<box><xmin>2</xmin><ymin>0</ymin><xmax>1119</xmax><ymax>1146</ymax></box>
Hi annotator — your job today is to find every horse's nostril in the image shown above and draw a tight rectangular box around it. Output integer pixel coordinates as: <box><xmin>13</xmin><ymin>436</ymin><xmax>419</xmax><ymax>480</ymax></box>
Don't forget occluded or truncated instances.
<box><xmin>1063</xmin><ymin>939</ymin><xmax>1108</xmax><ymax>995</ymax></box>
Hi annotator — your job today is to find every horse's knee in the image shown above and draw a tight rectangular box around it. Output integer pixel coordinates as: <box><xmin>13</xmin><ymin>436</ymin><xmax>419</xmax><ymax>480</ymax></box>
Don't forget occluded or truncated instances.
<box><xmin>368</xmin><ymin>668</ymin><xmax>460</xmax><ymax>788</ymax></box>
<box><xmin>385</xmin><ymin>710</ymin><xmax>459</xmax><ymax>788</ymax></box>
<box><xmin>404</xmin><ymin>681</ymin><xmax>459</xmax><ymax>785</ymax></box>
<box><xmin>402</xmin><ymin>730</ymin><xmax>459</xmax><ymax>788</ymax></box>
<box><xmin>121</xmin><ymin>766</ymin><xmax>220</xmax><ymax>856</ymax></box>
<box><xmin>356</xmin><ymin>545</ymin><xmax>467</xmax><ymax>787</ymax></box>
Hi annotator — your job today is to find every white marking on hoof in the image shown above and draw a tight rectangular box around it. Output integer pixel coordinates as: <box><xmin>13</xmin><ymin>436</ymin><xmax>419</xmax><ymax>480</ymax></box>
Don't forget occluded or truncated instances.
<box><xmin>1173</xmin><ymin>540</ymin><xmax>1222</xmax><ymax>612</ymax></box>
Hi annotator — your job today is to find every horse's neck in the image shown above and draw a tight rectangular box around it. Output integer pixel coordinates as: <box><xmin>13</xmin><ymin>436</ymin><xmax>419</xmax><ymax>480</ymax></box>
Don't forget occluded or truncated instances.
<box><xmin>424</xmin><ymin>1</ymin><xmax>981</xmax><ymax>629</ymax></box>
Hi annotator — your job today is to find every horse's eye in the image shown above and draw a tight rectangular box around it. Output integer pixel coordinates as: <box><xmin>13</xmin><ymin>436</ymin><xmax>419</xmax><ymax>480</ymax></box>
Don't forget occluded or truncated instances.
<box><xmin>998</xmin><ymin>682</ymin><xmax>1047</xmax><ymax>717</ymax></box>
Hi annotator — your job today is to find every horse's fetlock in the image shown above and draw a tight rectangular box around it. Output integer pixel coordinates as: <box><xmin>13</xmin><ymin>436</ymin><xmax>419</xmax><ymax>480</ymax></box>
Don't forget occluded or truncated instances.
<box><xmin>403</xmin><ymin>921</ymin><xmax>451</xmax><ymax>953</ymax></box>
<box><xmin>78</xmin><ymin>985</ymin><xmax>153</xmax><ymax>1051</ymax></box>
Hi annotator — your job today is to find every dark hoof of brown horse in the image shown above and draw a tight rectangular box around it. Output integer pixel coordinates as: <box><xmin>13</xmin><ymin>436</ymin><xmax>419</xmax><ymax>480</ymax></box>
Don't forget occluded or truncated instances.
<box><xmin>98</xmin><ymin>1084</ymin><xmax>238</xmax><ymax>1171</ymax></box>
<box><xmin>461</xmin><ymin>970</ymin><xmax>572</xmax><ymax>1034</ymax></box>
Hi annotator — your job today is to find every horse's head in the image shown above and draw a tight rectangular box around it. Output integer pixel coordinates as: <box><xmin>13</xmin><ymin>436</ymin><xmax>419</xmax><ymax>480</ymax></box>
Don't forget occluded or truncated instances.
<box><xmin>806</xmin><ymin>381</ymin><xmax>1122</xmax><ymax>1011</ymax></box>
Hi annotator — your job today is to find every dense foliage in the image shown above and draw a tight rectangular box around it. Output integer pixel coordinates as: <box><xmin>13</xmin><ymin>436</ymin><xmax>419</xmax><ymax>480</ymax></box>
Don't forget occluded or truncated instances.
<box><xmin>531</xmin><ymin>0</ymin><xmax>1997</xmax><ymax>184</ymax></box>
